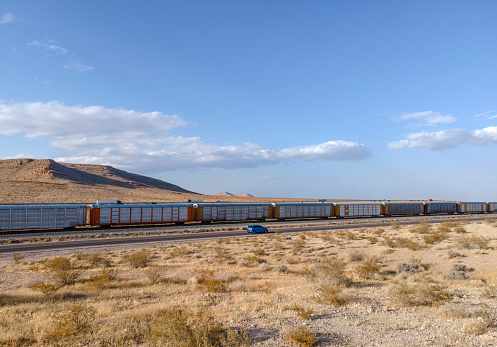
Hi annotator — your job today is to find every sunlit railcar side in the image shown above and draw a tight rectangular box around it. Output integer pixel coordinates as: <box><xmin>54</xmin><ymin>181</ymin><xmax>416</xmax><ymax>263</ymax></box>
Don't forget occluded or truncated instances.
<box><xmin>335</xmin><ymin>203</ymin><xmax>381</xmax><ymax>218</ymax></box>
<box><xmin>381</xmin><ymin>202</ymin><xmax>423</xmax><ymax>216</ymax></box>
<box><xmin>487</xmin><ymin>202</ymin><xmax>497</xmax><ymax>213</ymax></box>
<box><xmin>270</xmin><ymin>202</ymin><xmax>335</xmax><ymax>220</ymax></box>
<box><xmin>422</xmin><ymin>202</ymin><xmax>458</xmax><ymax>215</ymax></box>
<box><xmin>0</xmin><ymin>204</ymin><xmax>87</xmax><ymax>231</ymax></box>
<box><xmin>88</xmin><ymin>203</ymin><xmax>195</xmax><ymax>226</ymax></box>
<box><xmin>194</xmin><ymin>203</ymin><xmax>271</xmax><ymax>222</ymax></box>
<box><xmin>457</xmin><ymin>202</ymin><xmax>487</xmax><ymax>214</ymax></box>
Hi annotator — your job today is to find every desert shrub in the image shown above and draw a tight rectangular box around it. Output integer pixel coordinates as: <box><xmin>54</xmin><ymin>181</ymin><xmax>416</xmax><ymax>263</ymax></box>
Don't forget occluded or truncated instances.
<box><xmin>410</xmin><ymin>223</ymin><xmax>431</xmax><ymax>234</ymax></box>
<box><xmin>283</xmin><ymin>255</ymin><xmax>300</xmax><ymax>264</ymax></box>
<box><xmin>396</xmin><ymin>237</ymin><xmax>422</xmax><ymax>250</ymax></box>
<box><xmin>391</xmin><ymin>223</ymin><xmax>401</xmax><ymax>231</ymax></box>
<box><xmin>447</xmin><ymin>250</ymin><xmax>464</xmax><ymax>259</ymax></box>
<box><xmin>273</xmin><ymin>265</ymin><xmax>289</xmax><ymax>273</ymax></box>
<box><xmin>423</xmin><ymin>229</ymin><xmax>449</xmax><ymax>245</ymax></box>
<box><xmin>319</xmin><ymin>231</ymin><xmax>333</xmax><ymax>242</ymax></box>
<box><xmin>44</xmin><ymin>256</ymin><xmax>84</xmax><ymax>286</ymax></box>
<box><xmin>366</xmin><ymin>236</ymin><xmax>378</xmax><ymax>244</ymax></box>
<box><xmin>196</xmin><ymin>269</ymin><xmax>227</xmax><ymax>293</ymax></box>
<box><xmin>486</xmin><ymin>218</ymin><xmax>495</xmax><ymax>224</ymax></box>
<box><xmin>12</xmin><ymin>252</ymin><xmax>25</xmax><ymax>264</ymax></box>
<box><xmin>373</xmin><ymin>227</ymin><xmax>385</xmax><ymax>236</ymax></box>
<box><xmin>87</xmin><ymin>269</ymin><xmax>117</xmax><ymax>289</ymax></box>
<box><xmin>383</xmin><ymin>236</ymin><xmax>421</xmax><ymax>250</ymax></box>
<box><xmin>314</xmin><ymin>284</ymin><xmax>350</xmax><ymax>306</ymax></box>
<box><xmin>291</xmin><ymin>304</ymin><xmax>314</xmax><ymax>320</ymax></box>
<box><xmin>252</xmin><ymin>247</ymin><xmax>268</xmax><ymax>256</ymax></box>
<box><xmin>348</xmin><ymin>250</ymin><xmax>364</xmax><ymax>262</ymax></box>
<box><xmin>45</xmin><ymin>303</ymin><xmax>97</xmax><ymax>340</ymax></box>
<box><xmin>149</xmin><ymin>308</ymin><xmax>250</xmax><ymax>346</ymax></box>
<box><xmin>480</xmin><ymin>285</ymin><xmax>497</xmax><ymax>299</ymax></box>
<box><xmin>388</xmin><ymin>275</ymin><xmax>451</xmax><ymax>307</ymax></box>
<box><xmin>456</xmin><ymin>235</ymin><xmax>490</xmax><ymax>249</ymax></box>
<box><xmin>442</xmin><ymin>264</ymin><xmax>472</xmax><ymax>280</ymax></box>
<box><xmin>86</xmin><ymin>253</ymin><xmax>112</xmax><ymax>267</ymax></box>
<box><xmin>145</xmin><ymin>266</ymin><xmax>163</xmax><ymax>284</ymax></box>
<box><xmin>285</xmin><ymin>326</ymin><xmax>317</xmax><ymax>347</ymax></box>
<box><xmin>382</xmin><ymin>236</ymin><xmax>396</xmax><ymax>248</ymax></box>
<box><xmin>31</xmin><ymin>282</ymin><xmax>61</xmax><ymax>295</ymax></box>
<box><xmin>0</xmin><ymin>336</ymin><xmax>37</xmax><ymax>347</ymax></box>
<box><xmin>308</xmin><ymin>257</ymin><xmax>352</xmax><ymax>287</ymax></box>
<box><xmin>463</xmin><ymin>320</ymin><xmax>494</xmax><ymax>335</ymax></box>
<box><xmin>169</xmin><ymin>246</ymin><xmax>192</xmax><ymax>257</ymax></box>
<box><xmin>438</xmin><ymin>303</ymin><xmax>493</xmax><ymax>320</ymax></box>
<box><xmin>396</xmin><ymin>260</ymin><xmax>426</xmax><ymax>275</ymax></box>
<box><xmin>123</xmin><ymin>249</ymin><xmax>152</xmax><ymax>268</ymax></box>
<box><xmin>355</xmin><ymin>257</ymin><xmax>382</xmax><ymax>280</ymax></box>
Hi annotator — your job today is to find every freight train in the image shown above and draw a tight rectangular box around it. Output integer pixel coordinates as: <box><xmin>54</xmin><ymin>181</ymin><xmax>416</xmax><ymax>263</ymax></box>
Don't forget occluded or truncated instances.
<box><xmin>0</xmin><ymin>200</ymin><xmax>496</xmax><ymax>232</ymax></box>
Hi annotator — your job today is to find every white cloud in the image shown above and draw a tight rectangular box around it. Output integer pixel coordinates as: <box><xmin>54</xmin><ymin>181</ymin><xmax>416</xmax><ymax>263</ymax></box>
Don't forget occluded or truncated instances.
<box><xmin>0</xmin><ymin>13</ymin><xmax>15</xmax><ymax>25</ymax></box>
<box><xmin>28</xmin><ymin>40</ymin><xmax>68</xmax><ymax>55</ymax></box>
<box><xmin>27</xmin><ymin>40</ymin><xmax>93</xmax><ymax>72</ymax></box>
<box><xmin>398</xmin><ymin>111</ymin><xmax>457</xmax><ymax>127</ymax></box>
<box><xmin>64</xmin><ymin>61</ymin><xmax>93</xmax><ymax>72</ymax></box>
<box><xmin>388</xmin><ymin>126</ymin><xmax>497</xmax><ymax>151</ymax></box>
<box><xmin>474</xmin><ymin>111</ymin><xmax>497</xmax><ymax>120</ymax></box>
<box><xmin>0</xmin><ymin>101</ymin><xmax>372</xmax><ymax>170</ymax></box>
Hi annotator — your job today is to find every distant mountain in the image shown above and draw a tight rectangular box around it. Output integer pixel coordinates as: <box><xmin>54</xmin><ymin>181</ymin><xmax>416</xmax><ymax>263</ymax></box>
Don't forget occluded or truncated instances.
<box><xmin>237</xmin><ymin>193</ymin><xmax>254</xmax><ymax>198</ymax></box>
<box><xmin>216</xmin><ymin>192</ymin><xmax>254</xmax><ymax>198</ymax></box>
<box><xmin>216</xmin><ymin>192</ymin><xmax>236</xmax><ymax>196</ymax></box>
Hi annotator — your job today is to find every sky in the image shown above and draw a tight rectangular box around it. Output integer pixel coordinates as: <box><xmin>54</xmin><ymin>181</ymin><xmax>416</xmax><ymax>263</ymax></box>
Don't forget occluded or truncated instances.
<box><xmin>1</xmin><ymin>1</ymin><xmax>496</xmax><ymax>201</ymax></box>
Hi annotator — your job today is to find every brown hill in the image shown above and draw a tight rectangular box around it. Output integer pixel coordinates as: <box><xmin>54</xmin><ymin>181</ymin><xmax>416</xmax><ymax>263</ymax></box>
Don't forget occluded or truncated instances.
<box><xmin>0</xmin><ymin>159</ymin><xmax>203</xmax><ymax>203</ymax></box>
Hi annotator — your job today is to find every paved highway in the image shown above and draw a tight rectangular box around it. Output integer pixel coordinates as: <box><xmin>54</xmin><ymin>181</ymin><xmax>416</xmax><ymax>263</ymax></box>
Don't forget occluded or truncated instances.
<box><xmin>0</xmin><ymin>215</ymin><xmax>493</xmax><ymax>254</ymax></box>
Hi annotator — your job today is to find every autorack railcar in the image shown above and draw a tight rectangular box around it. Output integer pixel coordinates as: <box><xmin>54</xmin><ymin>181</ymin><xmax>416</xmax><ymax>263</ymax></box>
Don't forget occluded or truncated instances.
<box><xmin>194</xmin><ymin>203</ymin><xmax>271</xmax><ymax>222</ymax></box>
<box><xmin>88</xmin><ymin>203</ymin><xmax>195</xmax><ymax>226</ymax></box>
<box><xmin>0</xmin><ymin>204</ymin><xmax>87</xmax><ymax>231</ymax></box>
<box><xmin>271</xmin><ymin>202</ymin><xmax>335</xmax><ymax>220</ymax></box>
<box><xmin>335</xmin><ymin>203</ymin><xmax>382</xmax><ymax>218</ymax></box>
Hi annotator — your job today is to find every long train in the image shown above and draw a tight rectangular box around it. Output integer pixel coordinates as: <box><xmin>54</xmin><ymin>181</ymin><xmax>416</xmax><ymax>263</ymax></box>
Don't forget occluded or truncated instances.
<box><xmin>0</xmin><ymin>200</ymin><xmax>496</xmax><ymax>232</ymax></box>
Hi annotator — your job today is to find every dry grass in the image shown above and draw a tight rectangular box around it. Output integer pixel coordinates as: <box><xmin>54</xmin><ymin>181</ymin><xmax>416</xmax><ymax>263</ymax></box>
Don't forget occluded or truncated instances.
<box><xmin>456</xmin><ymin>235</ymin><xmax>490</xmax><ymax>249</ymax></box>
<box><xmin>388</xmin><ymin>275</ymin><xmax>451</xmax><ymax>307</ymax></box>
<box><xmin>285</xmin><ymin>326</ymin><xmax>318</xmax><ymax>346</ymax></box>
<box><xmin>1</xmin><ymin>219</ymin><xmax>497</xmax><ymax>345</ymax></box>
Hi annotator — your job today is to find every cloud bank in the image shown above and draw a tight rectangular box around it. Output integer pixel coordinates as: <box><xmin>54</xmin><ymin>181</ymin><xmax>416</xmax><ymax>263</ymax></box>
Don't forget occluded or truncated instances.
<box><xmin>0</xmin><ymin>101</ymin><xmax>372</xmax><ymax>170</ymax></box>
<box><xmin>388</xmin><ymin>126</ymin><xmax>497</xmax><ymax>151</ymax></box>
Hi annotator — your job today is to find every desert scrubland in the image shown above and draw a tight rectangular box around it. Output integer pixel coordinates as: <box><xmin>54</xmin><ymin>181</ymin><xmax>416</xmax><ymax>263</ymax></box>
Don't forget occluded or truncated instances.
<box><xmin>1</xmin><ymin>219</ymin><xmax>497</xmax><ymax>346</ymax></box>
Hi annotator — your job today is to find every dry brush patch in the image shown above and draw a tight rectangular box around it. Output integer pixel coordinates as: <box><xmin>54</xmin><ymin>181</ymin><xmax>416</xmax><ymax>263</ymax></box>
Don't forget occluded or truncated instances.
<box><xmin>1</xmin><ymin>220</ymin><xmax>497</xmax><ymax>345</ymax></box>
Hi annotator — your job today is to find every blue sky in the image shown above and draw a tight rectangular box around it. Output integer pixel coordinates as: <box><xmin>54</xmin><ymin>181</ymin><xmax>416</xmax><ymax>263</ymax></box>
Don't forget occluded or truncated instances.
<box><xmin>1</xmin><ymin>1</ymin><xmax>496</xmax><ymax>200</ymax></box>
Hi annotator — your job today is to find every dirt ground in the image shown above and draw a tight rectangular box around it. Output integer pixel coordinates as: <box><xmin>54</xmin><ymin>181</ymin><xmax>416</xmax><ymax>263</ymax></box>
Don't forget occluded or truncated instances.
<box><xmin>1</xmin><ymin>218</ymin><xmax>497</xmax><ymax>346</ymax></box>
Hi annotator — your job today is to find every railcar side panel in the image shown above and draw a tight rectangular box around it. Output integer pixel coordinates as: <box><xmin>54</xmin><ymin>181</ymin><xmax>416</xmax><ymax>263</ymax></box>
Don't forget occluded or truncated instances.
<box><xmin>457</xmin><ymin>202</ymin><xmax>486</xmax><ymax>213</ymax></box>
<box><xmin>89</xmin><ymin>204</ymin><xmax>194</xmax><ymax>226</ymax></box>
<box><xmin>195</xmin><ymin>204</ymin><xmax>270</xmax><ymax>222</ymax></box>
<box><xmin>336</xmin><ymin>203</ymin><xmax>381</xmax><ymax>217</ymax></box>
<box><xmin>383</xmin><ymin>203</ymin><xmax>423</xmax><ymax>216</ymax></box>
<box><xmin>488</xmin><ymin>203</ymin><xmax>497</xmax><ymax>213</ymax></box>
<box><xmin>423</xmin><ymin>202</ymin><xmax>457</xmax><ymax>215</ymax></box>
<box><xmin>0</xmin><ymin>205</ymin><xmax>87</xmax><ymax>231</ymax></box>
<box><xmin>271</xmin><ymin>203</ymin><xmax>334</xmax><ymax>219</ymax></box>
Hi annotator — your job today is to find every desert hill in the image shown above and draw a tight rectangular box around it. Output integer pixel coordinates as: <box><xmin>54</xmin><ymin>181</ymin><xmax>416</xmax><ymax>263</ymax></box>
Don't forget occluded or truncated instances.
<box><xmin>0</xmin><ymin>159</ymin><xmax>193</xmax><ymax>192</ymax></box>
<box><xmin>0</xmin><ymin>159</ymin><xmax>206</xmax><ymax>204</ymax></box>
